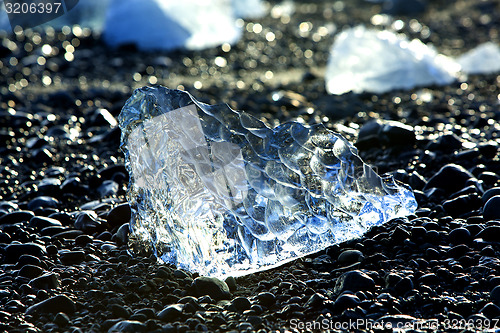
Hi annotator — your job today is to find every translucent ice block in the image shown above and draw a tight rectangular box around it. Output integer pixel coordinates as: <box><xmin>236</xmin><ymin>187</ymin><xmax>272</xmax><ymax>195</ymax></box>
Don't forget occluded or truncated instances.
<box><xmin>118</xmin><ymin>86</ymin><xmax>417</xmax><ymax>277</ymax></box>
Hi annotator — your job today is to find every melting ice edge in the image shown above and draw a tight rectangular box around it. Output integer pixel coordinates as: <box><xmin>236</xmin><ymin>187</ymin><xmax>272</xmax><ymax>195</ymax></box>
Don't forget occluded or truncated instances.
<box><xmin>118</xmin><ymin>86</ymin><xmax>417</xmax><ymax>278</ymax></box>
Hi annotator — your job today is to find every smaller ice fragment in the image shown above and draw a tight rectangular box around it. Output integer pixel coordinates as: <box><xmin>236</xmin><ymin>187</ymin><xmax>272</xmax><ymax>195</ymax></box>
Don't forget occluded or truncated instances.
<box><xmin>325</xmin><ymin>26</ymin><xmax>460</xmax><ymax>95</ymax></box>
<box><xmin>457</xmin><ymin>42</ymin><xmax>500</xmax><ymax>75</ymax></box>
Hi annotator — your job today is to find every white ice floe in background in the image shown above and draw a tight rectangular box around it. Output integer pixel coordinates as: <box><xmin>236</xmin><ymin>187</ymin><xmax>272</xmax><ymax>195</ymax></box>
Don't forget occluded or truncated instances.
<box><xmin>457</xmin><ymin>42</ymin><xmax>500</xmax><ymax>75</ymax></box>
<box><xmin>0</xmin><ymin>0</ymin><xmax>265</xmax><ymax>51</ymax></box>
<box><xmin>325</xmin><ymin>26</ymin><xmax>460</xmax><ymax>95</ymax></box>
<box><xmin>104</xmin><ymin>0</ymin><xmax>242</xmax><ymax>51</ymax></box>
<box><xmin>326</xmin><ymin>25</ymin><xmax>500</xmax><ymax>95</ymax></box>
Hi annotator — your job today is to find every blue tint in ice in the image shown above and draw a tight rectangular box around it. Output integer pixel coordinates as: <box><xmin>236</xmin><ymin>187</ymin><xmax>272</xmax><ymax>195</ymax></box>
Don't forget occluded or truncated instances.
<box><xmin>119</xmin><ymin>86</ymin><xmax>417</xmax><ymax>277</ymax></box>
<box><xmin>457</xmin><ymin>42</ymin><xmax>500</xmax><ymax>75</ymax></box>
<box><xmin>325</xmin><ymin>26</ymin><xmax>460</xmax><ymax>95</ymax></box>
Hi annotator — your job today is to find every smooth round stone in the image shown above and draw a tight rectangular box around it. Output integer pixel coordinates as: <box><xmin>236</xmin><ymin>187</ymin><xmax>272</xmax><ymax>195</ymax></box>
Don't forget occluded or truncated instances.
<box><xmin>491</xmin><ymin>285</ymin><xmax>500</xmax><ymax>305</ymax></box>
<box><xmin>74</xmin><ymin>211</ymin><xmax>104</xmax><ymax>232</ymax></box>
<box><xmin>107</xmin><ymin>203</ymin><xmax>131</xmax><ymax>227</ymax></box>
<box><xmin>224</xmin><ymin>276</ymin><xmax>237</xmax><ymax>292</ymax></box>
<box><xmin>27</xmin><ymin>196</ymin><xmax>59</xmax><ymax>211</ymax></box>
<box><xmin>18</xmin><ymin>265</ymin><xmax>44</xmax><ymax>279</ymax></box>
<box><xmin>53</xmin><ymin>312</ymin><xmax>71</xmax><ymax>327</ymax></box>
<box><xmin>333</xmin><ymin>293</ymin><xmax>360</xmax><ymax>311</ymax></box>
<box><xmin>0</xmin><ymin>210</ymin><xmax>35</xmax><ymax>225</ymax></box>
<box><xmin>108</xmin><ymin>320</ymin><xmax>147</xmax><ymax>333</ymax></box>
<box><xmin>157</xmin><ymin>304</ymin><xmax>183</xmax><ymax>322</ymax></box>
<box><xmin>25</xmin><ymin>295</ymin><xmax>75</xmax><ymax>315</ymax></box>
<box><xmin>29</xmin><ymin>273</ymin><xmax>60</xmax><ymax>290</ymax></box>
<box><xmin>480</xmin><ymin>303</ymin><xmax>500</xmax><ymax>319</ymax></box>
<box><xmin>334</xmin><ymin>270</ymin><xmax>375</xmax><ymax>294</ymax></box>
<box><xmin>484</xmin><ymin>196</ymin><xmax>500</xmax><ymax>221</ymax></box>
<box><xmin>59</xmin><ymin>250</ymin><xmax>86</xmax><ymax>265</ymax></box>
<box><xmin>29</xmin><ymin>216</ymin><xmax>62</xmax><ymax>230</ymax></box>
<box><xmin>98</xmin><ymin>180</ymin><xmax>119</xmax><ymax>198</ymax></box>
<box><xmin>5</xmin><ymin>243</ymin><xmax>47</xmax><ymax>264</ymax></box>
<box><xmin>16</xmin><ymin>255</ymin><xmax>44</xmax><ymax>269</ymax></box>
<box><xmin>37</xmin><ymin>178</ymin><xmax>61</xmax><ymax>193</ymax></box>
<box><xmin>337</xmin><ymin>249</ymin><xmax>364</xmax><ymax>265</ymax></box>
<box><xmin>477</xmin><ymin>226</ymin><xmax>500</xmax><ymax>242</ymax></box>
<box><xmin>449</xmin><ymin>228</ymin><xmax>472</xmax><ymax>245</ymax></box>
<box><xmin>424</xmin><ymin>164</ymin><xmax>475</xmax><ymax>193</ymax></box>
<box><xmin>483</xmin><ymin>188</ymin><xmax>500</xmax><ymax>204</ymax></box>
<box><xmin>192</xmin><ymin>277</ymin><xmax>231</xmax><ymax>301</ymax></box>
<box><xmin>75</xmin><ymin>234</ymin><xmax>93</xmax><ymax>246</ymax></box>
<box><xmin>61</xmin><ymin>177</ymin><xmax>88</xmax><ymax>194</ymax></box>
<box><xmin>257</xmin><ymin>292</ymin><xmax>275</xmax><ymax>307</ymax></box>
<box><xmin>113</xmin><ymin>224</ymin><xmax>129</xmax><ymax>245</ymax></box>
<box><xmin>231</xmin><ymin>297</ymin><xmax>251</xmax><ymax>312</ymax></box>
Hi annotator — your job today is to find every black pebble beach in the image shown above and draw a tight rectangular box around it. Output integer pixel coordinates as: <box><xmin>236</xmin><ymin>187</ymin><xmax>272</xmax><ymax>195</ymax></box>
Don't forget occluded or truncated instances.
<box><xmin>1</xmin><ymin>0</ymin><xmax>500</xmax><ymax>332</ymax></box>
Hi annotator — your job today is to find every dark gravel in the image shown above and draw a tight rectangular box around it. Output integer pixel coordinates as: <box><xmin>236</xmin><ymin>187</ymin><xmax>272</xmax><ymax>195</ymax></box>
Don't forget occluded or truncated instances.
<box><xmin>0</xmin><ymin>0</ymin><xmax>499</xmax><ymax>332</ymax></box>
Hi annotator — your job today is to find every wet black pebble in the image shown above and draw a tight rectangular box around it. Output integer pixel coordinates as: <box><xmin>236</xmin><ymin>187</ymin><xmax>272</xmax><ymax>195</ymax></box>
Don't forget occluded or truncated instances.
<box><xmin>5</xmin><ymin>243</ymin><xmax>46</xmax><ymax>263</ymax></box>
<box><xmin>231</xmin><ymin>297</ymin><xmax>251</xmax><ymax>312</ymax></box>
<box><xmin>98</xmin><ymin>180</ymin><xmax>119</xmax><ymax>198</ymax></box>
<box><xmin>449</xmin><ymin>228</ymin><xmax>472</xmax><ymax>245</ymax></box>
<box><xmin>443</xmin><ymin>194</ymin><xmax>481</xmax><ymax>217</ymax></box>
<box><xmin>224</xmin><ymin>276</ymin><xmax>237</xmax><ymax>292</ymax></box>
<box><xmin>109</xmin><ymin>304</ymin><xmax>131</xmax><ymax>319</ymax></box>
<box><xmin>476</xmin><ymin>226</ymin><xmax>500</xmax><ymax>242</ymax></box>
<box><xmin>483</xmin><ymin>196</ymin><xmax>500</xmax><ymax>221</ymax></box>
<box><xmin>337</xmin><ymin>249</ymin><xmax>364</xmax><ymax>265</ymax></box>
<box><xmin>74</xmin><ymin>211</ymin><xmax>105</xmax><ymax>233</ymax></box>
<box><xmin>75</xmin><ymin>234</ymin><xmax>93</xmax><ymax>246</ymax></box>
<box><xmin>0</xmin><ymin>210</ymin><xmax>34</xmax><ymax>225</ymax></box>
<box><xmin>425</xmin><ymin>164</ymin><xmax>476</xmax><ymax>193</ymax></box>
<box><xmin>107</xmin><ymin>203</ymin><xmax>131</xmax><ymax>227</ymax></box>
<box><xmin>257</xmin><ymin>292</ymin><xmax>276</xmax><ymax>307</ymax></box>
<box><xmin>192</xmin><ymin>277</ymin><xmax>231</xmax><ymax>301</ymax></box>
<box><xmin>157</xmin><ymin>304</ymin><xmax>184</xmax><ymax>322</ymax></box>
<box><xmin>18</xmin><ymin>265</ymin><xmax>44</xmax><ymax>279</ymax></box>
<box><xmin>29</xmin><ymin>216</ymin><xmax>62</xmax><ymax>230</ymax></box>
<box><xmin>480</xmin><ymin>303</ymin><xmax>500</xmax><ymax>318</ymax></box>
<box><xmin>53</xmin><ymin>312</ymin><xmax>71</xmax><ymax>327</ymax></box>
<box><xmin>108</xmin><ymin>320</ymin><xmax>146</xmax><ymax>333</ymax></box>
<box><xmin>59</xmin><ymin>250</ymin><xmax>86</xmax><ymax>265</ymax></box>
<box><xmin>490</xmin><ymin>285</ymin><xmax>500</xmax><ymax>305</ymax></box>
<box><xmin>29</xmin><ymin>272</ymin><xmax>60</xmax><ymax>290</ymax></box>
<box><xmin>27</xmin><ymin>196</ymin><xmax>60</xmax><ymax>211</ymax></box>
<box><xmin>16</xmin><ymin>254</ymin><xmax>45</xmax><ymax>269</ymax></box>
<box><xmin>357</xmin><ymin>119</ymin><xmax>415</xmax><ymax>148</ymax></box>
<box><xmin>483</xmin><ymin>188</ymin><xmax>500</xmax><ymax>204</ymax></box>
<box><xmin>333</xmin><ymin>293</ymin><xmax>360</xmax><ymax>311</ymax></box>
<box><xmin>25</xmin><ymin>295</ymin><xmax>75</xmax><ymax>315</ymax></box>
<box><xmin>334</xmin><ymin>270</ymin><xmax>375</xmax><ymax>294</ymax></box>
<box><xmin>113</xmin><ymin>223</ymin><xmax>130</xmax><ymax>245</ymax></box>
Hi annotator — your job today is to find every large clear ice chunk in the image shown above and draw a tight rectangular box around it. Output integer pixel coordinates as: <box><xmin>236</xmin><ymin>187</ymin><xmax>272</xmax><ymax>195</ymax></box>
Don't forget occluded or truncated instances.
<box><xmin>118</xmin><ymin>86</ymin><xmax>417</xmax><ymax>277</ymax></box>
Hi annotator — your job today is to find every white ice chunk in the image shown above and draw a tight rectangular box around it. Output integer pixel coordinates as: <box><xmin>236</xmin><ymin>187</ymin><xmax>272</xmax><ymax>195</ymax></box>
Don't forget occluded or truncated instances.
<box><xmin>103</xmin><ymin>0</ymin><xmax>241</xmax><ymax>51</ymax></box>
<box><xmin>231</xmin><ymin>0</ymin><xmax>266</xmax><ymax>19</ymax></box>
<box><xmin>457</xmin><ymin>42</ymin><xmax>500</xmax><ymax>75</ymax></box>
<box><xmin>325</xmin><ymin>26</ymin><xmax>460</xmax><ymax>95</ymax></box>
